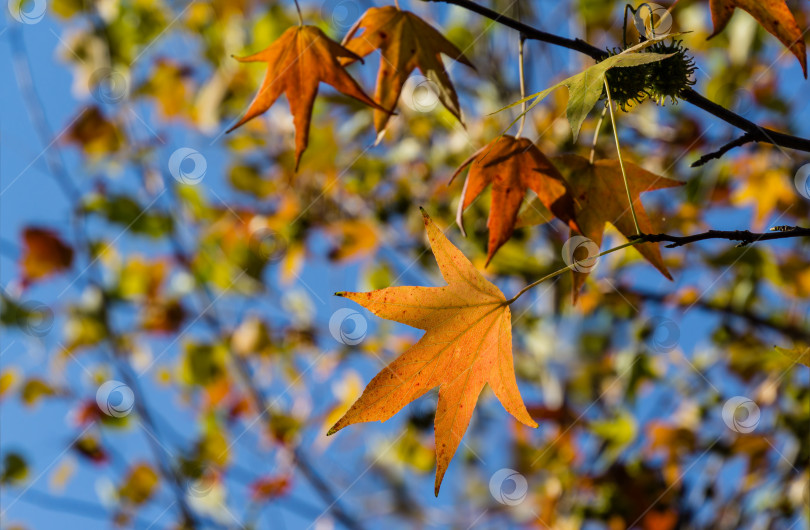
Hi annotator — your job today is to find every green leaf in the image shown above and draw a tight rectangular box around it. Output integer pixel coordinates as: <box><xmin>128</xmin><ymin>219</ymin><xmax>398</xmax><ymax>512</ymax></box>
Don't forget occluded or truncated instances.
<box><xmin>774</xmin><ymin>346</ymin><xmax>810</xmax><ymax>367</ymax></box>
<box><xmin>498</xmin><ymin>35</ymin><xmax>680</xmax><ymax>139</ymax></box>
<box><xmin>1</xmin><ymin>452</ymin><xmax>28</xmax><ymax>485</ymax></box>
<box><xmin>85</xmin><ymin>194</ymin><xmax>173</xmax><ymax>238</ymax></box>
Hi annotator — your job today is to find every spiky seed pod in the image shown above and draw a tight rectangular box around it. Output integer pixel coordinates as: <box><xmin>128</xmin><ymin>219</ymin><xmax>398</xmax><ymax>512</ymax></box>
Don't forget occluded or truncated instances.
<box><xmin>601</xmin><ymin>39</ymin><xmax>696</xmax><ymax>109</ymax></box>
<box><xmin>603</xmin><ymin>47</ymin><xmax>651</xmax><ymax>110</ymax></box>
<box><xmin>646</xmin><ymin>40</ymin><xmax>696</xmax><ymax>105</ymax></box>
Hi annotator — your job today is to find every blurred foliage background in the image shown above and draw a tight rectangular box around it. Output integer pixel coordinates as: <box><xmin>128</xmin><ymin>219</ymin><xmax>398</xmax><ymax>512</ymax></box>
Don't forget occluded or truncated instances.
<box><xmin>1</xmin><ymin>0</ymin><xmax>809</xmax><ymax>528</ymax></box>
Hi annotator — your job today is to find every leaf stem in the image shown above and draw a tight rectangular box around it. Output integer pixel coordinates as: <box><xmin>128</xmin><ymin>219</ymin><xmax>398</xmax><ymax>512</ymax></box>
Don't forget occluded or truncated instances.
<box><xmin>590</xmin><ymin>106</ymin><xmax>607</xmax><ymax>164</ymax></box>
<box><xmin>603</xmin><ymin>78</ymin><xmax>641</xmax><ymax>235</ymax></box>
<box><xmin>506</xmin><ymin>238</ymin><xmax>646</xmax><ymax>305</ymax></box>
<box><xmin>516</xmin><ymin>35</ymin><xmax>527</xmax><ymax>138</ymax></box>
<box><xmin>294</xmin><ymin>0</ymin><xmax>304</xmax><ymax>26</ymax></box>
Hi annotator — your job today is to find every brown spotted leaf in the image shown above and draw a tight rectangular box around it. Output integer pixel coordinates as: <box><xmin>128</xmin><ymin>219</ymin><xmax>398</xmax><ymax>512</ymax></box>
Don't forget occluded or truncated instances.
<box><xmin>327</xmin><ymin>210</ymin><xmax>537</xmax><ymax>495</ymax></box>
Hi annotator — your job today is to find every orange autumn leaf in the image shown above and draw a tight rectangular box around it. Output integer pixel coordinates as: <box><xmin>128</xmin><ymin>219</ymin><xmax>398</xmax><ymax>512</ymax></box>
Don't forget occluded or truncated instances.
<box><xmin>553</xmin><ymin>155</ymin><xmax>683</xmax><ymax>300</ymax></box>
<box><xmin>327</xmin><ymin>209</ymin><xmax>537</xmax><ymax>495</ymax></box>
<box><xmin>342</xmin><ymin>5</ymin><xmax>474</xmax><ymax>134</ymax></box>
<box><xmin>707</xmin><ymin>0</ymin><xmax>807</xmax><ymax>77</ymax></box>
<box><xmin>450</xmin><ymin>135</ymin><xmax>580</xmax><ymax>265</ymax></box>
<box><xmin>250</xmin><ymin>475</ymin><xmax>291</xmax><ymax>501</ymax></box>
<box><xmin>20</xmin><ymin>228</ymin><xmax>74</xmax><ymax>285</ymax></box>
<box><xmin>227</xmin><ymin>25</ymin><xmax>386</xmax><ymax>169</ymax></box>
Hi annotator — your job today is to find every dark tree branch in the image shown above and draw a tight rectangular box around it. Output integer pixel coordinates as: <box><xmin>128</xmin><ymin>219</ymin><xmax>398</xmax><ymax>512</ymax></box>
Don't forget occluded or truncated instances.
<box><xmin>424</xmin><ymin>0</ymin><xmax>810</xmax><ymax>162</ymax></box>
<box><xmin>425</xmin><ymin>0</ymin><xmax>605</xmax><ymax>59</ymax></box>
<box><xmin>632</xmin><ymin>226</ymin><xmax>810</xmax><ymax>248</ymax></box>
<box><xmin>690</xmin><ymin>132</ymin><xmax>757</xmax><ymax>167</ymax></box>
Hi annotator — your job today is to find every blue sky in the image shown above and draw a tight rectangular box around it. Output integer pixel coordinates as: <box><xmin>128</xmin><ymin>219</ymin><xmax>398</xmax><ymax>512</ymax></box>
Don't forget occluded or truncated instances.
<box><xmin>2</xmin><ymin>1</ymin><xmax>809</xmax><ymax>528</ymax></box>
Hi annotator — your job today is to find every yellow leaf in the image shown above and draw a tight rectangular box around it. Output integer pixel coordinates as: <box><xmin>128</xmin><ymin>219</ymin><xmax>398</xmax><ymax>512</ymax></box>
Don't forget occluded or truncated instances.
<box><xmin>118</xmin><ymin>463</ymin><xmax>159</xmax><ymax>505</ymax></box>
<box><xmin>774</xmin><ymin>346</ymin><xmax>810</xmax><ymax>367</ymax></box>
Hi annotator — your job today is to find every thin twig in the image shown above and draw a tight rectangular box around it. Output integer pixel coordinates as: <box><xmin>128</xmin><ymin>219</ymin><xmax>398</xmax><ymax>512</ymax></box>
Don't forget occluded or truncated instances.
<box><xmin>293</xmin><ymin>0</ymin><xmax>304</xmax><ymax>25</ymax></box>
<box><xmin>691</xmin><ymin>132</ymin><xmax>757</xmax><ymax>167</ymax></box>
<box><xmin>590</xmin><ymin>107</ymin><xmax>608</xmax><ymax>164</ymax></box>
<box><xmin>516</xmin><ymin>34</ymin><xmax>528</xmax><ymax>138</ymax></box>
<box><xmin>507</xmin><ymin>239</ymin><xmax>644</xmax><ymax>304</ymax></box>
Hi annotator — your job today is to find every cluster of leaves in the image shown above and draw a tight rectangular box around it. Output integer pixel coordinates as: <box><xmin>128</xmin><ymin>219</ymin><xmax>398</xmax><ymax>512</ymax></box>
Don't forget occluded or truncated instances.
<box><xmin>1</xmin><ymin>0</ymin><xmax>809</xmax><ymax>528</ymax></box>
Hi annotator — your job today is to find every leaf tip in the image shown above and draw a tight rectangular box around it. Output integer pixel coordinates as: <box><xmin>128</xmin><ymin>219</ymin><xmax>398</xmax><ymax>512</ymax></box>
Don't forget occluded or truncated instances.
<box><xmin>334</xmin><ymin>291</ymin><xmax>346</xmax><ymax>297</ymax></box>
